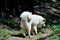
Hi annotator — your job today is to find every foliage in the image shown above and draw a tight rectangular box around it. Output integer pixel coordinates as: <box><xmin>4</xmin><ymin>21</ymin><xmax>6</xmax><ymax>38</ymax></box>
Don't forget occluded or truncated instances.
<box><xmin>19</xmin><ymin>29</ymin><xmax>25</xmax><ymax>34</ymax></box>
<box><xmin>2</xmin><ymin>17</ymin><xmax>16</xmax><ymax>26</ymax></box>
<box><xmin>45</xmin><ymin>24</ymin><xmax>60</xmax><ymax>40</ymax></box>
<box><xmin>0</xmin><ymin>29</ymin><xmax>12</xmax><ymax>40</ymax></box>
<box><xmin>51</xmin><ymin>25</ymin><xmax>60</xmax><ymax>34</ymax></box>
<box><xmin>46</xmin><ymin>34</ymin><xmax>59</xmax><ymax>40</ymax></box>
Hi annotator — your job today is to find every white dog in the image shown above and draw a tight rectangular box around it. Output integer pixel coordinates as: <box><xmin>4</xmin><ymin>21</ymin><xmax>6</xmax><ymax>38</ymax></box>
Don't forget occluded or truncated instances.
<box><xmin>20</xmin><ymin>11</ymin><xmax>46</xmax><ymax>37</ymax></box>
<box><xmin>20</xmin><ymin>11</ymin><xmax>32</xmax><ymax>37</ymax></box>
<box><xmin>31</xmin><ymin>15</ymin><xmax>46</xmax><ymax>35</ymax></box>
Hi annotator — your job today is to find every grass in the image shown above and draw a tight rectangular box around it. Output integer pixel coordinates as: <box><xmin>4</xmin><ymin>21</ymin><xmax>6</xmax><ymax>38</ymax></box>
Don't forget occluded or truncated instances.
<box><xmin>2</xmin><ymin>18</ymin><xmax>16</xmax><ymax>26</ymax></box>
<box><xmin>0</xmin><ymin>29</ymin><xmax>12</xmax><ymax>40</ymax></box>
<box><xmin>45</xmin><ymin>24</ymin><xmax>60</xmax><ymax>40</ymax></box>
<box><xmin>46</xmin><ymin>35</ymin><xmax>59</xmax><ymax>40</ymax></box>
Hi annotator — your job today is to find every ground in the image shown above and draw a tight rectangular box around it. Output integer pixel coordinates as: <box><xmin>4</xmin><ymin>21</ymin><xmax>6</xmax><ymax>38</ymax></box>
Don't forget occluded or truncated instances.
<box><xmin>8</xmin><ymin>28</ymin><xmax>53</xmax><ymax>40</ymax></box>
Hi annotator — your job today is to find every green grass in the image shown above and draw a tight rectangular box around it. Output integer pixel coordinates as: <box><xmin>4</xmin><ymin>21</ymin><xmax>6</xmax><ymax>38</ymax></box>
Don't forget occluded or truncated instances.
<box><xmin>0</xmin><ymin>29</ymin><xmax>12</xmax><ymax>40</ymax></box>
<box><xmin>45</xmin><ymin>24</ymin><xmax>60</xmax><ymax>40</ymax></box>
<box><xmin>2</xmin><ymin>18</ymin><xmax>16</xmax><ymax>26</ymax></box>
<box><xmin>46</xmin><ymin>35</ymin><xmax>59</xmax><ymax>40</ymax></box>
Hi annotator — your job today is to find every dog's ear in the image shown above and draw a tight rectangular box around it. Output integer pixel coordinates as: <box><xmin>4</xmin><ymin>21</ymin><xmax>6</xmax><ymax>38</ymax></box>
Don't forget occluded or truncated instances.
<box><xmin>27</xmin><ymin>15</ymin><xmax>31</xmax><ymax>22</ymax></box>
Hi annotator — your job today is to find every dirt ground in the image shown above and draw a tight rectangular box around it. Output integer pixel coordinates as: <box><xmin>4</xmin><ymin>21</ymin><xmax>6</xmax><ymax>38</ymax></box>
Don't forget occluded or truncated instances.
<box><xmin>8</xmin><ymin>28</ymin><xmax>53</xmax><ymax>40</ymax></box>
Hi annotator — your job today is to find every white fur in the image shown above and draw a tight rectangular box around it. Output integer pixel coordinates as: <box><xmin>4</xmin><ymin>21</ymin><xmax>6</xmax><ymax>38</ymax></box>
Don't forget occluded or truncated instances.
<box><xmin>20</xmin><ymin>11</ymin><xmax>32</xmax><ymax>20</ymax></box>
<box><xmin>20</xmin><ymin>11</ymin><xmax>32</xmax><ymax>37</ymax></box>
<box><xmin>31</xmin><ymin>15</ymin><xmax>46</xmax><ymax>34</ymax></box>
<box><xmin>20</xmin><ymin>11</ymin><xmax>46</xmax><ymax>37</ymax></box>
<box><xmin>31</xmin><ymin>15</ymin><xmax>46</xmax><ymax>27</ymax></box>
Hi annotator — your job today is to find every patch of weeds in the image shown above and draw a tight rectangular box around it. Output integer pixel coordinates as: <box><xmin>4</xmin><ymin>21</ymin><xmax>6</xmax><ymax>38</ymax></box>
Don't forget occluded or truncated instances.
<box><xmin>37</xmin><ymin>32</ymin><xmax>42</xmax><ymax>38</ymax></box>
<box><xmin>46</xmin><ymin>35</ymin><xmax>59</xmax><ymax>40</ymax></box>
<box><xmin>19</xmin><ymin>29</ymin><xmax>25</xmax><ymax>35</ymax></box>
<box><xmin>51</xmin><ymin>25</ymin><xmax>60</xmax><ymax>34</ymax></box>
<box><xmin>45</xmin><ymin>24</ymin><xmax>60</xmax><ymax>40</ymax></box>
<box><xmin>0</xmin><ymin>29</ymin><xmax>12</xmax><ymax>40</ymax></box>
<box><xmin>2</xmin><ymin>18</ymin><xmax>16</xmax><ymax>26</ymax></box>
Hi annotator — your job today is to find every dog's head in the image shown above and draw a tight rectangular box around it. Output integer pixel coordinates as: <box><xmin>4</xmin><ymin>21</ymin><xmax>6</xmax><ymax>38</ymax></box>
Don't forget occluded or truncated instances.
<box><xmin>41</xmin><ymin>18</ymin><xmax>46</xmax><ymax>27</ymax></box>
<box><xmin>39</xmin><ymin>17</ymin><xmax>46</xmax><ymax>28</ymax></box>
